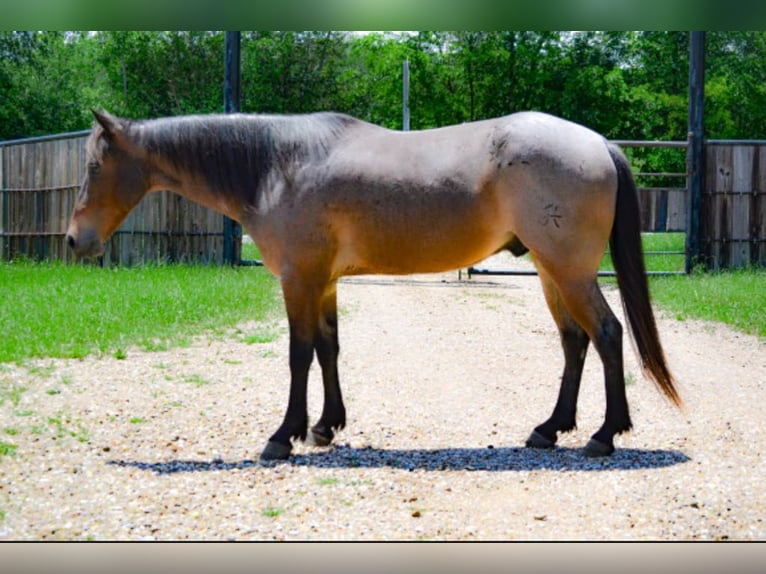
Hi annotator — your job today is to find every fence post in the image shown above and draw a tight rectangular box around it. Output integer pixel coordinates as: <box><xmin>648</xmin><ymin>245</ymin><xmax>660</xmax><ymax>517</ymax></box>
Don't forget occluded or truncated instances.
<box><xmin>0</xmin><ymin>150</ymin><xmax>5</xmax><ymax>261</ymax></box>
<box><xmin>685</xmin><ymin>31</ymin><xmax>705</xmax><ymax>273</ymax></box>
<box><xmin>222</xmin><ymin>30</ymin><xmax>242</xmax><ymax>266</ymax></box>
<box><xmin>403</xmin><ymin>59</ymin><xmax>410</xmax><ymax>131</ymax></box>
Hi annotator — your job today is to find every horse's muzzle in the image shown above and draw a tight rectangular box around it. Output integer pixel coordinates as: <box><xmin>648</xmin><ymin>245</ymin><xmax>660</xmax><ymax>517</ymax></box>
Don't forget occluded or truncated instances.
<box><xmin>65</xmin><ymin>226</ymin><xmax>104</xmax><ymax>258</ymax></box>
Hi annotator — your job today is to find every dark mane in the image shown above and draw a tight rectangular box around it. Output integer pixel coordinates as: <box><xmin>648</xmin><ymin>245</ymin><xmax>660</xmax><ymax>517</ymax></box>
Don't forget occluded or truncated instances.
<box><xmin>128</xmin><ymin>112</ymin><xmax>358</xmax><ymax>203</ymax></box>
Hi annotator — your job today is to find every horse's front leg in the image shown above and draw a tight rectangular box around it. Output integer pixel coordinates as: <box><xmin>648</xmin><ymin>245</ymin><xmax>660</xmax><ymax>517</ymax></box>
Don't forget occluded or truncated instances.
<box><xmin>260</xmin><ymin>275</ymin><xmax>323</xmax><ymax>461</ymax></box>
<box><xmin>308</xmin><ymin>282</ymin><xmax>346</xmax><ymax>446</ymax></box>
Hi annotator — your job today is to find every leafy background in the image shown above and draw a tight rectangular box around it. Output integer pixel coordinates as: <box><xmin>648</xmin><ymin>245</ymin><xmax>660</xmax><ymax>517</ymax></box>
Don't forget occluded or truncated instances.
<box><xmin>2</xmin><ymin>31</ymin><xmax>765</xmax><ymax>144</ymax></box>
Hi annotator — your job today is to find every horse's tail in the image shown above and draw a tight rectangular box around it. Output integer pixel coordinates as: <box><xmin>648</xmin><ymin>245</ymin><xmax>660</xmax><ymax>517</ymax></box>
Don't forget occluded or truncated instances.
<box><xmin>606</xmin><ymin>142</ymin><xmax>682</xmax><ymax>407</ymax></box>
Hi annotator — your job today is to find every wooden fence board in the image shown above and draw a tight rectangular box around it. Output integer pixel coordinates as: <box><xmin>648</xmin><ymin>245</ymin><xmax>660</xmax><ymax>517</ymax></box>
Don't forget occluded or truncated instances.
<box><xmin>703</xmin><ymin>143</ymin><xmax>766</xmax><ymax>269</ymax></box>
<box><xmin>637</xmin><ymin>187</ymin><xmax>687</xmax><ymax>232</ymax></box>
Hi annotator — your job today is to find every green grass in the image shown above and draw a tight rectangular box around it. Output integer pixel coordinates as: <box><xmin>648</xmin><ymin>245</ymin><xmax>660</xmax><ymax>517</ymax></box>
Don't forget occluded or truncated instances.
<box><xmin>1</xmin><ymin>236</ymin><xmax>763</xmax><ymax>371</ymax></box>
<box><xmin>603</xmin><ymin>232</ymin><xmax>764</xmax><ymax>338</ymax></box>
<box><xmin>240</xmin><ymin>240</ymin><xmax>261</xmax><ymax>262</ymax></box>
<box><xmin>600</xmin><ymin>232</ymin><xmax>764</xmax><ymax>338</ymax></box>
<box><xmin>240</xmin><ymin>331</ymin><xmax>277</xmax><ymax>345</ymax></box>
<box><xmin>0</xmin><ymin>260</ymin><xmax>281</xmax><ymax>363</ymax></box>
<box><xmin>649</xmin><ymin>268</ymin><xmax>765</xmax><ymax>338</ymax></box>
<box><xmin>181</xmin><ymin>374</ymin><xmax>213</xmax><ymax>387</ymax></box>
<box><xmin>316</xmin><ymin>477</ymin><xmax>339</xmax><ymax>486</ymax></box>
<box><xmin>0</xmin><ymin>441</ymin><xmax>17</xmax><ymax>459</ymax></box>
<box><xmin>0</xmin><ymin>385</ymin><xmax>26</xmax><ymax>408</ymax></box>
<box><xmin>601</xmin><ymin>232</ymin><xmax>687</xmax><ymax>274</ymax></box>
<box><xmin>261</xmin><ymin>507</ymin><xmax>284</xmax><ymax>518</ymax></box>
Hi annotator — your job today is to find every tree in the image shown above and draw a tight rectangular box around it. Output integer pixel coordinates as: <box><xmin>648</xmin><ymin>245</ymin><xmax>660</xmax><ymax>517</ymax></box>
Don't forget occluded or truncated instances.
<box><xmin>240</xmin><ymin>31</ymin><xmax>350</xmax><ymax>115</ymax></box>
<box><xmin>706</xmin><ymin>32</ymin><xmax>766</xmax><ymax>139</ymax></box>
<box><xmin>4</xmin><ymin>30</ymin><xmax>766</xmax><ymax>149</ymax></box>
<box><xmin>0</xmin><ymin>31</ymin><xmax>94</xmax><ymax>139</ymax></box>
<box><xmin>95</xmin><ymin>31</ymin><xmax>224</xmax><ymax>118</ymax></box>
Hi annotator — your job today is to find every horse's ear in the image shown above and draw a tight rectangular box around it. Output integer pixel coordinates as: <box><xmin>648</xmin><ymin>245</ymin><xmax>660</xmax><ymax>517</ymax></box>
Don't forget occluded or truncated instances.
<box><xmin>91</xmin><ymin>109</ymin><xmax>123</xmax><ymax>139</ymax></box>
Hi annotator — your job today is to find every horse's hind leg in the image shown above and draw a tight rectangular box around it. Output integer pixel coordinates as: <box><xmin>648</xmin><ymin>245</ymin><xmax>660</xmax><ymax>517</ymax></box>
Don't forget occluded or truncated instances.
<box><xmin>526</xmin><ymin>267</ymin><xmax>590</xmax><ymax>449</ymax></box>
<box><xmin>555</xmin><ymin>276</ymin><xmax>632</xmax><ymax>456</ymax></box>
<box><xmin>308</xmin><ymin>282</ymin><xmax>346</xmax><ymax>446</ymax></box>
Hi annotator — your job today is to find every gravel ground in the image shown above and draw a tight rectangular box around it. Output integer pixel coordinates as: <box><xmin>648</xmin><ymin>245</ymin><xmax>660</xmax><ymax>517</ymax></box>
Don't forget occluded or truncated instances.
<box><xmin>1</xmin><ymin>253</ymin><xmax>765</xmax><ymax>540</ymax></box>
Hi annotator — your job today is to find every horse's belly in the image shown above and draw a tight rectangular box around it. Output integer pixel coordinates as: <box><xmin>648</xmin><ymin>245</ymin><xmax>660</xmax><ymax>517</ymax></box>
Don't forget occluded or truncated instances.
<box><xmin>335</xmin><ymin>209</ymin><xmax>505</xmax><ymax>276</ymax></box>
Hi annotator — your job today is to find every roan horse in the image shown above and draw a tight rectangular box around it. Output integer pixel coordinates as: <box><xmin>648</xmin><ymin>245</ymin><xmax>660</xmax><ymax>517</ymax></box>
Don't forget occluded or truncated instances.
<box><xmin>66</xmin><ymin>109</ymin><xmax>681</xmax><ymax>460</ymax></box>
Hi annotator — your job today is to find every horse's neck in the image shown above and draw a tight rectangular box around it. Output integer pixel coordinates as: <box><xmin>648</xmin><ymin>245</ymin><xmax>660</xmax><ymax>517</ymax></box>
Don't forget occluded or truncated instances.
<box><xmin>141</xmin><ymin>116</ymin><xmax>273</xmax><ymax>220</ymax></box>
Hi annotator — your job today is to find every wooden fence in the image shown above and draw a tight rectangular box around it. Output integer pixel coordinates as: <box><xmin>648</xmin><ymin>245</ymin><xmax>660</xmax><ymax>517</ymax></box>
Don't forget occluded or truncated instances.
<box><xmin>1</xmin><ymin>131</ymin><xmax>235</xmax><ymax>265</ymax></box>
<box><xmin>702</xmin><ymin>142</ymin><xmax>766</xmax><ymax>269</ymax></box>
<box><xmin>618</xmin><ymin>141</ymin><xmax>688</xmax><ymax>234</ymax></box>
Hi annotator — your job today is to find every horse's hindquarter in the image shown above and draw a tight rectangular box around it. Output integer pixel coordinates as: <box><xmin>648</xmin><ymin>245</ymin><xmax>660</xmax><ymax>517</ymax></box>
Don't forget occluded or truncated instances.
<box><xmin>491</xmin><ymin>112</ymin><xmax>618</xmax><ymax>276</ymax></box>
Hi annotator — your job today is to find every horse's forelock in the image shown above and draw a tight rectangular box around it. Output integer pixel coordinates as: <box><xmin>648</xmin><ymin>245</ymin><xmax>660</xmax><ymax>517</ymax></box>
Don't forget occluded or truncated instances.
<box><xmin>86</xmin><ymin>114</ymin><xmax>136</xmax><ymax>166</ymax></box>
<box><xmin>85</xmin><ymin>123</ymin><xmax>109</xmax><ymax>167</ymax></box>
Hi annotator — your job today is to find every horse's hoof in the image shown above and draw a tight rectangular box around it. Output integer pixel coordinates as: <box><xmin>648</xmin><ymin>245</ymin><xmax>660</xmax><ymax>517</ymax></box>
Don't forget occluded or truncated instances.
<box><xmin>584</xmin><ymin>438</ymin><xmax>614</xmax><ymax>457</ymax></box>
<box><xmin>260</xmin><ymin>440</ymin><xmax>292</xmax><ymax>461</ymax></box>
<box><xmin>306</xmin><ymin>429</ymin><xmax>333</xmax><ymax>447</ymax></box>
<box><xmin>525</xmin><ymin>430</ymin><xmax>556</xmax><ymax>449</ymax></box>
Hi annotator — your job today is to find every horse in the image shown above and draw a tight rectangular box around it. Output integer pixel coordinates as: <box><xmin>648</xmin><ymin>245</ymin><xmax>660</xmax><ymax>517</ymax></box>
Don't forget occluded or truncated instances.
<box><xmin>66</xmin><ymin>109</ymin><xmax>681</xmax><ymax>461</ymax></box>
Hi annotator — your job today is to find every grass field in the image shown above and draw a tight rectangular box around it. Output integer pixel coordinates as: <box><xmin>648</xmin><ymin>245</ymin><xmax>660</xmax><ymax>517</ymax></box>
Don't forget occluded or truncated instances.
<box><xmin>649</xmin><ymin>268</ymin><xmax>765</xmax><ymax>338</ymax></box>
<box><xmin>601</xmin><ymin>232</ymin><xmax>687</xmax><ymax>274</ymax></box>
<box><xmin>605</xmin><ymin>233</ymin><xmax>764</xmax><ymax>339</ymax></box>
<box><xmin>0</xmin><ymin>260</ymin><xmax>281</xmax><ymax>363</ymax></box>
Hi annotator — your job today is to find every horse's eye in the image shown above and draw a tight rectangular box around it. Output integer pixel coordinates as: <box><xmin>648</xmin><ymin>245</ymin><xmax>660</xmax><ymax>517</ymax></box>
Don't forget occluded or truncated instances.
<box><xmin>88</xmin><ymin>163</ymin><xmax>101</xmax><ymax>176</ymax></box>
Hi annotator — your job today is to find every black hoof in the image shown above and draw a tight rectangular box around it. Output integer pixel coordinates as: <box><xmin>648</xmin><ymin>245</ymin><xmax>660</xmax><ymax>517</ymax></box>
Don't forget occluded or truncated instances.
<box><xmin>525</xmin><ymin>430</ymin><xmax>556</xmax><ymax>449</ymax></box>
<box><xmin>306</xmin><ymin>428</ymin><xmax>333</xmax><ymax>447</ymax></box>
<box><xmin>583</xmin><ymin>438</ymin><xmax>614</xmax><ymax>457</ymax></box>
<box><xmin>260</xmin><ymin>440</ymin><xmax>292</xmax><ymax>461</ymax></box>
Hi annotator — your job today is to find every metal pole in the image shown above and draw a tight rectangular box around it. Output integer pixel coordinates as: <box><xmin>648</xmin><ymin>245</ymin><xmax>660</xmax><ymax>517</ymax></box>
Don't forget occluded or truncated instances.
<box><xmin>222</xmin><ymin>31</ymin><xmax>242</xmax><ymax>265</ymax></box>
<box><xmin>402</xmin><ymin>59</ymin><xmax>410</xmax><ymax>131</ymax></box>
<box><xmin>686</xmin><ymin>31</ymin><xmax>705</xmax><ymax>273</ymax></box>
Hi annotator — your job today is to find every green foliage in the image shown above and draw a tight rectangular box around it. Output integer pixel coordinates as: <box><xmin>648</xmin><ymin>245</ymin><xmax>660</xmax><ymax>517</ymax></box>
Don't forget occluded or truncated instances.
<box><xmin>0</xmin><ymin>31</ymin><xmax>94</xmax><ymax>138</ymax></box>
<box><xmin>3</xmin><ymin>31</ymin><xmax>766</xmax><ymax>143</ymax></box>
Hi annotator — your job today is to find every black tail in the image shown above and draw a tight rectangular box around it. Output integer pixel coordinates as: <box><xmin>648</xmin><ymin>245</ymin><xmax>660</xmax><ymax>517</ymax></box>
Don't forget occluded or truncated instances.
<box><xmin>607</xmin><ymin>143</ymin><xmax>682</xmax><ymax>407</ymax></box>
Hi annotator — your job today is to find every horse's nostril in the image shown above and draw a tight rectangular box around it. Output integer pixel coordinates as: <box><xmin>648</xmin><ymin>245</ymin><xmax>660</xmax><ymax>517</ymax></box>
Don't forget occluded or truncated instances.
<box><xmin>66</xmin><ymin>234</ymin><xmax>76</xmax><ymax>249</ymax></box>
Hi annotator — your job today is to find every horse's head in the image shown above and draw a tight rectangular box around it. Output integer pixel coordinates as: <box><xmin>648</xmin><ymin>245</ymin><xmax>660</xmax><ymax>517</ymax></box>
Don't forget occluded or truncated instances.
<box><xmin>66</xmin><ymin>110</ymin><xmax>149</xmax><ymax>258</ymax></box>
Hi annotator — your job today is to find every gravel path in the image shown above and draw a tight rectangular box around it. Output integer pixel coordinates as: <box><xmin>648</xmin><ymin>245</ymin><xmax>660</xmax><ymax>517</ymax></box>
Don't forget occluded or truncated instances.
<box><xmin>2</xmin><ymin>254</ymin><xmax>765</xmax><ymax>540</ymax></box>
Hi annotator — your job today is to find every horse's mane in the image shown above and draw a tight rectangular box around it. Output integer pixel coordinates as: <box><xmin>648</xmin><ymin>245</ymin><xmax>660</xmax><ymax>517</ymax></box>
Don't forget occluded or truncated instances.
<box><xmin>90</xmin><ymin>112</ymin><xmax>359</xmax><ymax>204</ymax></box>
